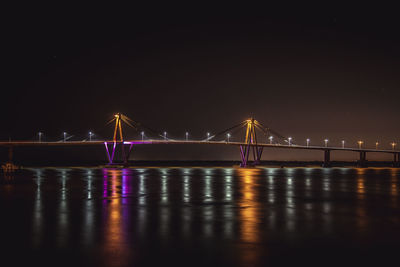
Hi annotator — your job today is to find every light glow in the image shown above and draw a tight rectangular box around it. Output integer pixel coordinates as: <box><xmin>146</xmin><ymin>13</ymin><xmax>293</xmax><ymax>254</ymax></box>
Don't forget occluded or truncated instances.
<box><xmin>269</xmin><ymin>136</ymin><xmax>273</xmax><ymax>144</ymax></box>
<box><xmin>391</xmin><ymin>142</ymin><xmax>397</xmax><ymax>150</ymax></box>
<box><xmin>358</xmin><ymin>140</ymin><xmax>364</xmax><ymax>149</ymax></box>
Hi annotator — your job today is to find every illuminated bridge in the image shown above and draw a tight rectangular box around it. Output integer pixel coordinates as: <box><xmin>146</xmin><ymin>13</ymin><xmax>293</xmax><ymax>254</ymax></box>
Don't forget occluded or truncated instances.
<box><xmin>1</xmin><ymin>113</ymin><xmax>399</xmax><ymax>168</ymax></box>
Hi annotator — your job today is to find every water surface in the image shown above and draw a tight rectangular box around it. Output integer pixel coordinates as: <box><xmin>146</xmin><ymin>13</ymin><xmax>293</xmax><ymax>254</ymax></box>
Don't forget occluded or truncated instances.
<box><xmin>1</xmin><ymin>167</ymin><xmax>400</xmax><ymax>266</ymax></box>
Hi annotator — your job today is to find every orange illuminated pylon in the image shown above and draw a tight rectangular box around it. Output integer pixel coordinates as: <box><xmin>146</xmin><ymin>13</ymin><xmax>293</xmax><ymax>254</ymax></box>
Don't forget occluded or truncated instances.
<box><xmin>240</xmin><ymin>118</ymin><xmax>263</xmax><ymax>167</ymax></box>
<box><xmin>113</xmin><ymin>113</ymin><xmax>123</xmax><ymax>142</ymax></box>
<box><xmin>108</xmin><ymin>113</ymin><xmax>135</xmax><ymax>142</ymax></box>
<box><xmin>244</xmin><ymin>118</ymin><xmax>257</xmax><ymax>144</ymax></box>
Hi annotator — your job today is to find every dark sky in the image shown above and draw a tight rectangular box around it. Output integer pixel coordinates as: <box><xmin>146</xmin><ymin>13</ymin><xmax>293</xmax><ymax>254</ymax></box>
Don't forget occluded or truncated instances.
<box><xmin>2</xmin><ymin>4</ymin><xmax>399</xmax><ymax>160</ymax></box>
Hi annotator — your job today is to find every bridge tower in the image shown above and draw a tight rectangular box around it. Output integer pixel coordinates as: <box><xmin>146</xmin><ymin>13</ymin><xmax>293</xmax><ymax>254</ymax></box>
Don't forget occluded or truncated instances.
<box><xmin>239</xmin><ymin>118</ymin><xmax>263</xmax><ymax>167</ymax></box>
<box><xmin>112</xmin><ymin>112</ymin><xmax>124</xmax><ymax>142</ymax></box>
<box><xmin>104</xmin><ymin>113</ymin><xmax>134</xmax><ymax>165</ymax></box>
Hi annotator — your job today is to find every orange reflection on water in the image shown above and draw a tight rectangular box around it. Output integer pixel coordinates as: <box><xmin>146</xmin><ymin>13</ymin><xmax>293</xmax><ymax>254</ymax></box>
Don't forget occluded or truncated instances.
<box><xmin>355</xmin><ymin>169</ymin><xmax>367</xmax><ymax>231</ymax></box>
<box><xmin>356</xmin><ymin>169</ymin><xmax>366</xmax><ymax>199</ymax></box>
<box><xmin>108</xmin><ymin>170</ymin><xmax>123</xmax><ymax>242</ymax></box>
<box><xmin>237</xmin><ymin>168</ymin><xmax>261</xmax><ymax>244</ymax></box>
<box><xmin>237</xmin><ymin>168</ymin><xmax>262</xmax><ymax>266</ymax></box>
<box><xmin>102</xmin><ymin>169</ymin><xmax>129</xmax><ymax>267</ymax></box>
<box><xmin>390</xmin><ymin>169</ymin><xmax>398</xmax><ymax>208</ymax></box>
<box><xmin>390</xmin><ymin>169</ymin><xmax>398</xmax><ymax>196</ymax></box>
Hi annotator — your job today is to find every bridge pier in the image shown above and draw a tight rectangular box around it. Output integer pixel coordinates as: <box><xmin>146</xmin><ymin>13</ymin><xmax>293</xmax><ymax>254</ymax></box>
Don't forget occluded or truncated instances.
<box><xmin>322</xmin><ymin>149</ymin><xmax>331</xmax><ymax>167</ymax></box>
<box><xmin>121</xmin><ymin>143</ymin><xmax>134</xmax><ymax>165</ymax></box>
<box><xmin>104</xmin><ymin>142</ymin><xmax>133</xmax><ymax>165</ymax></box>
<box><xmin>255</xmin><ymin>147</ymin><xmax>263</xmax><ymax>165</ymax></box>
<box><xmin>239</xmin><ymin>145</ymin><xmax>263</xmax><ymax>167</ymax></box>
<box><xmin>394</xmin><ymin>153</ymin><xmax>400</xmax><ymax>168</ymax></box>
<box><xmin>358</xmin><ymin>151</ymin><xmax>367</xmax><ymax>167</ymax></box>
<box><xmin>104</xmin><ymin>142</ymin><xmax>116</xmax><ymax>163</ymax></box>
<box><xmin>239</xmin><ymin>145</ymin><xmax>249</xmax><ymax>167</ymax></box>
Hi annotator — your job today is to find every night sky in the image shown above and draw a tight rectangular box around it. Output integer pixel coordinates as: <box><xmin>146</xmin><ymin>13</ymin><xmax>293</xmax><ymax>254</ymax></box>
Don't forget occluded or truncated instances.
<box><xmin>2</xmin><ymin>4</ymin><xmax>399</xmax><ymax>161</ymax></box>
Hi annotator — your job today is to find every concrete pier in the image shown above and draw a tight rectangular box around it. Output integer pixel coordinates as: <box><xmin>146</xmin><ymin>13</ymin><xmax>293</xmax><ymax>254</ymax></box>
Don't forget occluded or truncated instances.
<box><xmin>323</xmin><ymin>150</ymin><xmax>331</xmax><ymax>167</ymax></box>
<box><xmin>358</xmin><ymin>151</ymin><xmax>367</xmax><ymax>167</ymax></box>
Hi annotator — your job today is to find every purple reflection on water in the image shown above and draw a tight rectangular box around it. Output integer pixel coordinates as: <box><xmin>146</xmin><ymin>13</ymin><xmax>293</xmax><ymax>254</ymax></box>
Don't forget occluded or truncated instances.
<box><xmin>122</xmin><ymin>168</ymin><xmax>132</xmax><ymax>205</ymax></box>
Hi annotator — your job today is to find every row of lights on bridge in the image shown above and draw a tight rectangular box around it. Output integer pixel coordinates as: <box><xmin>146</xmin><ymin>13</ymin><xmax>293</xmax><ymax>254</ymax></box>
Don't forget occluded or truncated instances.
<box><xmin>36</xmin><ymin>131</ymin><xmax>398</xmax><ymax>150</ymax></box>
<box><xmin>291</xmin><ymin>137</ymin><xmax>397</xmax><ymax>150</ymax></box>
<box><xmin>157</xmin><ymin>131</ymin><xmax>397</xmax><ymax>150</ymax></box>
<box><xmin>37</xmin><ymin>131</ymin><xmax>94</xmax><ymax>142</ymax></box>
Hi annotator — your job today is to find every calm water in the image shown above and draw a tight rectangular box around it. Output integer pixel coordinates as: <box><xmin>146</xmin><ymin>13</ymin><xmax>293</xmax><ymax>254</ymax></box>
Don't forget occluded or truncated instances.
<box><xmin>1</xmin><ymin>167</ymin><xmax>400</xmax><ymax>266</ymax></box>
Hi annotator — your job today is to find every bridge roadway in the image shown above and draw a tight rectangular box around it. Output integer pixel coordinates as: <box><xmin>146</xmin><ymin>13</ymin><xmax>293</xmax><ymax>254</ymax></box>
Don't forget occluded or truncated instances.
<box><xmin>0</xmin><ymin>140</ymin><xmax>398</xmax><ymax>154</ymax></box>
<box><xmin>2</xmin><ymin>113</ymin><xmax>398</xmax><ymax>166</ymax></box>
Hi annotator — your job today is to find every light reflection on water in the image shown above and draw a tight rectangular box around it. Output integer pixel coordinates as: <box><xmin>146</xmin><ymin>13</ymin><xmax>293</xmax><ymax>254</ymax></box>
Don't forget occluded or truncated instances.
<box><xmin>57</xmin><ymin>169</ymin><xmax>69</xmax><ymax>248</ymax></box>
<box><xmin>32</xmin><ymin>169</ymin><xmax>43</xmax><ymax>248</ymax></box>
<box><xmin>238</xmin><ymin>168</ymin><xmax>260</xmax><ymax>244</ymax></box>
<box><xmin>102</xmin><ymin>169</ymin><xmax>130</xmax><ymax>266</ymax></box>
<box><xmin>1</xmin><ymin>167</ymin><xmax>400</xmax><ymax>266</ymax></box>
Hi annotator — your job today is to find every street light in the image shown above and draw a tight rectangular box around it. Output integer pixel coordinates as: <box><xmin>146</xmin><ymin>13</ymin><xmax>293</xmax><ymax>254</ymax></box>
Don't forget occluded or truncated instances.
<box><xmin>141</xmin><ymin>131</ymin><xmax>144</xmax><ymax>141</ymax></box>
<box><xmin>288</xmin><ymin>137</ymin><xmax>292</xmax><ymax>146</ymax></box>
<box><xmin>375</xmin><ymin>141</ymin><xmax>379</xmax><ymax>150</ymax></box>
<box><xmin>391</xmin><ymin>142</ymin><xmax>397</xmax><ymax>151</ymax></box>
<box><xmin>185</xmin><ymin>132</ymin><xmax>189</xmax><ymax>141</ymax></box>
<box><xmin>227</xmin><ymin>133</ymin><xmax>231</xmax><ymax>142</ymax></box>
<box><xmin>63</xmin><ymin>132</ymin><xmax>67</xmax><ymax>142</ymax></box>
<box><xmin>89</xmin><ymin>131</ymin><xmax>93</xmax><ymax>141</ymax></box>
<box><xmin>358</xmin><ymin>140</ymin><xmax>364</xmax><ymax>149</ymax></box>
<box><xmin>324</xmin><ymin>139</ymin><xmax>328</xmax><ymax>147</ymax></box>
<box><xmin>342</xmin><ymin>140</ymin><xmax>345</xmax><ymax>148</ymax></box>
<box><xmin>269</xmin><ymin>136</ymin><xmax>273</xmax><ymax>144</ymax></box>
<box><xmin>306</xmin><ymin>138</ymin><xmax>310</xmax><ymax>147</ymax></box>
<box><xmin>207</xmin><ymin>132</ymin><xmax>210</xmax><ymax>141</ymax></box>
<box><xmin>38</xmin><ymin>132</ymin><xmax>43</xmax><ymax>142</ymax></box>
<box><xmin>164</xmin><ymin>131</ymin><xmax>167</xmax><ymax>140</ymax></box>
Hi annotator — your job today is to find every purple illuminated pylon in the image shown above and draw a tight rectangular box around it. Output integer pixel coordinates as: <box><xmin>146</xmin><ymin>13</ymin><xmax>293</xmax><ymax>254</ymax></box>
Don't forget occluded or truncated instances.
<box><xmin>104</xmin><ymin>142</ymin><xmax>117</xmax><ymax>164</ymax></box>
<box><xmin>104</xmin><ymin>141</ymin><xmax>133</xmax><ymax>165</ymax></box>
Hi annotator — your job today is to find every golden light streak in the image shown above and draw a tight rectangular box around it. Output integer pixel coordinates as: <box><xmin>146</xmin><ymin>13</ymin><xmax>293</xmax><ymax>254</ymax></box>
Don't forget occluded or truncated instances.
<box><xmin>237</xmin><ymin>168</ymin><xmax>262</xmax><ymax>266</ymax></box>
<box><xmin>103</xmin><ymin>169</ymin><xmax>129</xmax><ymax>265</ymax></box>
<box><xmin>238</xmin><ymin>168</ymin><xmax>260</xmax><ymax>243</ymax></box>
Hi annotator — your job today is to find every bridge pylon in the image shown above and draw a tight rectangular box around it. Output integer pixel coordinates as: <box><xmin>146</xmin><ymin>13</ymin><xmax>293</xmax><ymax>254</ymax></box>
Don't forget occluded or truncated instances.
<box><xmin>112</xmin><ymin>113</ymin><xmax>124</xmax><ymax>142</ymax></box>
<box><xmin>104</xmin><ymin>113</ymin><xmax>135</xmax><ymax>165</ymax></box>
<box><xmin>239</xmin><ymin>118</ymin><xmax>263</xmax><ymax>167</ymax></box>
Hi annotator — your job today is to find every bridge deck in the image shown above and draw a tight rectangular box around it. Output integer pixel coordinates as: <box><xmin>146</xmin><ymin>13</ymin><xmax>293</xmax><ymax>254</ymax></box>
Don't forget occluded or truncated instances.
<box><xmin>0</xmin><ymin>140</ymin><xmax>398</xmax><ymax>154</ymax></box>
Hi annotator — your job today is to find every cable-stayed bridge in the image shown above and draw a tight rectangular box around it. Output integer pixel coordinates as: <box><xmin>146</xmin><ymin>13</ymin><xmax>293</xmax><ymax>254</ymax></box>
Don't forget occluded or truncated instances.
<box><xmin>1</xmin><ymin>114</ymin><xmax>399</xmax><ymax>168</ymax></box>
